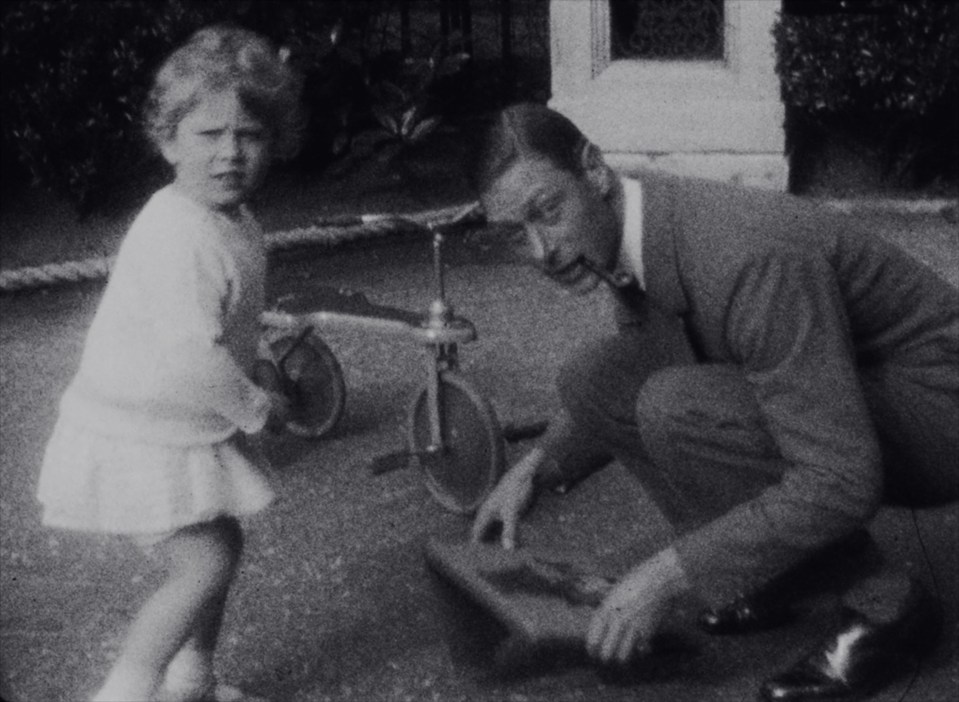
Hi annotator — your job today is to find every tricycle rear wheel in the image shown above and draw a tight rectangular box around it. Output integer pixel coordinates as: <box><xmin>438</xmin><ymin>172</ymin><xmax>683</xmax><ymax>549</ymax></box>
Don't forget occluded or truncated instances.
<box><xmin>266</xmin><ymin>331</ymin><xmax>346</xmax><ymax>438</ymax></box>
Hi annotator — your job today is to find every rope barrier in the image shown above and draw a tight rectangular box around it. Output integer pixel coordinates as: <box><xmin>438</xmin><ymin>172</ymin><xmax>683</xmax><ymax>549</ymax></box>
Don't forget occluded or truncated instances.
<box><xmin>0</xmin><ymin>201</ymin><xmax>483</xmax><ymax>294</ymax></box>
<box><xmin>4</xmin><ymin>197</ymin><xmax>952</xmax><ymax>294</ymax></box>
<box><xmin>0</xmin><ymin>256</ymin><xmax>117</xmax><ymax>292</ymax></box>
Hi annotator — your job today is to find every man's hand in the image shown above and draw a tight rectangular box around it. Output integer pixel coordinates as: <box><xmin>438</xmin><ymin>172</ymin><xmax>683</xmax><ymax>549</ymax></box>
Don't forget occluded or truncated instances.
<box><xmin>470</xmin><ymin>448</ymin><xmax>545</xmax><ymax>549</ymax></box>
<box><xmin>586</xmin><ymin>547</ymin><xmax>690</xmax><ymax>664</ymax></box>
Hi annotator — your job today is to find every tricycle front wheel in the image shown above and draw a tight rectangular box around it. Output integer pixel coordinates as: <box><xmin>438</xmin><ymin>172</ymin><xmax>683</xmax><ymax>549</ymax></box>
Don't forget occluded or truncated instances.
<box><xmin>408</xmin><ymin>371</ymin><xmax>505</xmax><ymax>514</ymax></box>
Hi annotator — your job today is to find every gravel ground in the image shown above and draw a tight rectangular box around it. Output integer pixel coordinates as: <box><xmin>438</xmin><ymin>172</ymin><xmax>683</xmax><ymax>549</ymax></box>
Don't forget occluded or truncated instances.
<box><xmin>1</xmin><ymin>206</ymin><xmax>957</xmax><ymax>702</ymax></box>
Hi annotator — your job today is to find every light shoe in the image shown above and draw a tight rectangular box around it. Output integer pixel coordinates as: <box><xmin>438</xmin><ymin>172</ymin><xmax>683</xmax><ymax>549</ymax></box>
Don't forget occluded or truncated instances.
<box><xmin>156</xmin><ymin>682</ymin><xmax>269</xmax><ymax>702</ymax></box>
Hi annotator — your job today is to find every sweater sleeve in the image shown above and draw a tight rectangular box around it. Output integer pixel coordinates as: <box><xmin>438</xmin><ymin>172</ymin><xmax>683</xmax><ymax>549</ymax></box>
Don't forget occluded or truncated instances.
<box><xmin>673</xmin><ymin>253</ymin><xmax>883</xmax><ymax>606</ymax></box>
<box><xmin>135</xmin><ymin>224</ymin><xmax>271</xmax><ymax>434</ymax></box>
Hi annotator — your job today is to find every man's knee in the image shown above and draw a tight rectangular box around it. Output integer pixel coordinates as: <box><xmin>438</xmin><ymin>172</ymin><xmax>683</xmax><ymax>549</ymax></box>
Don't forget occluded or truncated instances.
<box><xmin>557</xmin><ymin>326</ymin><xmax>696</xmax><ymax>428</ymax></box>
<box><xmin>635</xmin><ymin>366</ymin><xmax>699</xmax><ymax>431</ymax></box>
<box><xmin>635</xmin><ymin>364</ymin><xmax>766</xmax><ymax>451</ymax></box>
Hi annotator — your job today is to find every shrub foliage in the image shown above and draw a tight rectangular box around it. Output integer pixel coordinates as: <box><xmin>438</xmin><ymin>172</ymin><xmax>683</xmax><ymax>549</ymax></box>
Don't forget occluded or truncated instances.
<box><xmin>774</xmin><ymin>0</ymin><xmax>959</xmax><ymax>188</ymax></box>
<box><xmin>0</xmin><ymin>0</ymin><xmax>469</xmax><ymax>215</ymax></box>
<box><xmin>6</xmin><ymin>0</ymin><xmax>955</xmax><ymax>210</ymax></box>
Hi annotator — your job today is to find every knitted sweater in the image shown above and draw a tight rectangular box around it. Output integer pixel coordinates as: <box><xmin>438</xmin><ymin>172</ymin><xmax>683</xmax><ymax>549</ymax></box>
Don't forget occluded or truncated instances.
<box><xmin>59</xmin><ymin>186</ymin><xmax>271</xmax><ymax>445</ymax></box>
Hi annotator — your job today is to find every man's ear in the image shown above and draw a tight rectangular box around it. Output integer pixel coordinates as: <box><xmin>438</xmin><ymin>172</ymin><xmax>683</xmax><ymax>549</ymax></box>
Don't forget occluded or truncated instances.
<box><xmin>578</xmin><ymin>141</ymin><xmax>614</xmax><ymax>197</ymax></box>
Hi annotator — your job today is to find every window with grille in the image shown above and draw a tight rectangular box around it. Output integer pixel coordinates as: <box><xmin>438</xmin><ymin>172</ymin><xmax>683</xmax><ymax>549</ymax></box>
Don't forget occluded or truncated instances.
<box><xmin>610</xmin><ymin>0</ymin><xmax>724</xmax><ymax>61</ymax></box>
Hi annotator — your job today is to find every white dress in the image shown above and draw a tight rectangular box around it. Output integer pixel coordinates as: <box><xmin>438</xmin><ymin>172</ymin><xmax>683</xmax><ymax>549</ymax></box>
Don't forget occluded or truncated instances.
<box><xmin>38</xmin><ymin>187</ymin><xmax>275</xmax><ymax>535</ymax></box>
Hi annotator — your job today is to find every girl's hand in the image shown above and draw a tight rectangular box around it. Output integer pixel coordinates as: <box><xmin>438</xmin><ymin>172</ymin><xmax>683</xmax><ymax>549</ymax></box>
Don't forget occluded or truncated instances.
<box><xmin>470</xmin><ymin>448</ymin><xmax>544</xmax><ymax>549</ymax></box>
<box><xmin>265</xmin><ymin>390</ymin><xmax>292</xmax><ymax>433</ymax></box>
<box><xmin>586</xmin><ymin>548</ymin><xmax>689</xmax><ymax>665</ymax></box>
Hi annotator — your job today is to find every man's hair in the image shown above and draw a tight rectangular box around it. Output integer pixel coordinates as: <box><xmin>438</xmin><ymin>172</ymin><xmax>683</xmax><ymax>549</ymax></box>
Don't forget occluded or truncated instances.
<box><xmin>144</xmin><ymin>24</ymin><xmax>305</xmax><ymax>160</ymax></box>
<box><xmin>472</xmin><ymin>102</ymin><xmax>589</xmax><ymax>194</ymax></box>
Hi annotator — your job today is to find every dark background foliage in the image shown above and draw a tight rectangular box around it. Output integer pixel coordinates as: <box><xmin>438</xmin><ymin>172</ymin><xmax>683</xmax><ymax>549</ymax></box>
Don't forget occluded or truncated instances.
<box><xmin>1</xmin><ymin>0</ymin><xmax>357</xmax><ymax>214</ymax></box>
<box><xmin>1</xmin><ymin>0</ymin><xmax>956</xmax><ymax>217</ymax></box>
<box><xmin>0</xmin><ymin>0</ymin><xmax>530</xmax><ymax>216</ymax></box>
<box><xmin>775</xmin><ymin>0</ymin><xmax>959</xmax><ymax>193</ymax></box>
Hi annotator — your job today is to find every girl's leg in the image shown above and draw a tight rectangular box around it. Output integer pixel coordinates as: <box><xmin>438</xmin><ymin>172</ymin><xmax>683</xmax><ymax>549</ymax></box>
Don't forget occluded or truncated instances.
<box><xmin>92</xmin><ymin>517</ymin><xmax>243</xmax><ymax>702</ymax></box>
<box><xmin>159</xmin><ymin>582</ymin><xmax>232</xmax><ymax>700</ymax></box>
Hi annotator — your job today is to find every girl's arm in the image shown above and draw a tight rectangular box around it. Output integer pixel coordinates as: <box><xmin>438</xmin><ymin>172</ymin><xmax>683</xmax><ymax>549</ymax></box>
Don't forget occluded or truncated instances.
<box><xmin>136</xmin><ymin>222</ymin><xmax>273</xmax><ymax>433</ymax></box>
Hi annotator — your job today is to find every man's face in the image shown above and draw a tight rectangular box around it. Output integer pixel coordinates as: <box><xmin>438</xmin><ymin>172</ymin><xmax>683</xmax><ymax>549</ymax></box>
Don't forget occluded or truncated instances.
<box><xmin>480</xmin><ymin>156</ymin><xmax>621</xmax><ymax>295</ymax></box>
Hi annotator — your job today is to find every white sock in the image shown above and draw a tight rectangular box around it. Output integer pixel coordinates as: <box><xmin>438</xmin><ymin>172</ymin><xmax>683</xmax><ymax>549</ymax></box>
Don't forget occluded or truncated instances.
<box><xmin>160</xmin><ymin>645</ymin><xmax>215</xmax><ymax>699</ymax></box>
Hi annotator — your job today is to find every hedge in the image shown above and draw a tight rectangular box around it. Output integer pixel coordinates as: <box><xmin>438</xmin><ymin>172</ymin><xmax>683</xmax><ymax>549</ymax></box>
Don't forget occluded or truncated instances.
<box><xmin>0</xmin><ymin>0</ymin><xmax>442</xmax><ymax>215</ymax></box>
<box><xmin>774</xmin><ymin>0</ymin><xmax>959</xmax><ymax>189</ymax></box>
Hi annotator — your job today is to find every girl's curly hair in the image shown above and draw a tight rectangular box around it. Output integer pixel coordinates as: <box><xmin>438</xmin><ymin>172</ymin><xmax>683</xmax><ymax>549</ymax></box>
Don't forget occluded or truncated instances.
<box><xmin>144</xmin><ymin>24</ymin><xmax>305</xmax><ymax>160</ymax></box>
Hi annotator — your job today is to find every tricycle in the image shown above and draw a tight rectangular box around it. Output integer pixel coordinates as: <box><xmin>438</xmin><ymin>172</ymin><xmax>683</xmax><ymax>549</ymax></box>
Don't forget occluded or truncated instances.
<box><xmin>255</xmin><ymin>205</ymin><xmax>544</xmax><ymax>514</ymax></box>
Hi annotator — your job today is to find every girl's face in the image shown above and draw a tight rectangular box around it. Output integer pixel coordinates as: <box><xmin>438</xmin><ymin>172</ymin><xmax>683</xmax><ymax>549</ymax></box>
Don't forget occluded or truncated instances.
<box><xmin>161</xmin><ymin>90</ymin><xmax>272</xmax><ymax>215</ymax></box>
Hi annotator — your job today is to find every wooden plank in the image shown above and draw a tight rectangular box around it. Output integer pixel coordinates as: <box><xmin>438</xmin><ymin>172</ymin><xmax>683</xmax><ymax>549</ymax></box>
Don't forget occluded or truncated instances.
<box><xmin>424</xmin><ymin>538</ymin><xmax>616</xmax><ymax>647</ymax></box>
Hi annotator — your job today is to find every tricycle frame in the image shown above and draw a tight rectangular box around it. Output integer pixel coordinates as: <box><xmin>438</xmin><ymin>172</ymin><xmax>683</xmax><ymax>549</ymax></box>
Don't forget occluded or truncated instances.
<box><xmin>258</xmin><ymin>208</ymin><xmax>507</xmax><ymax>513</ymax></box>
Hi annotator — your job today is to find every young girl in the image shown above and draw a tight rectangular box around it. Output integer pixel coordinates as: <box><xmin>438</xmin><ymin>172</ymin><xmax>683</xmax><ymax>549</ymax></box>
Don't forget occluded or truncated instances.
<box><xmin>37</xmin><ymin>25</ymin><xmax>303</xmax><ymax>702</ymax></box>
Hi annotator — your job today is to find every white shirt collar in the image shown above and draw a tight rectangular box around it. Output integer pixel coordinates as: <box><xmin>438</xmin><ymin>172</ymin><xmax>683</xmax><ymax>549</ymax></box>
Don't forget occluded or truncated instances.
<box><xmin>618</xmin><ymin>176</ymin><xmax>645</xmax><ymax>289</ymax></box>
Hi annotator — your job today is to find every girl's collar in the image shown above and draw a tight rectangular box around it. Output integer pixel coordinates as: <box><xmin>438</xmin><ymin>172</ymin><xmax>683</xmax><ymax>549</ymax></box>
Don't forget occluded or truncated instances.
<box><xmin>162</xmin><ymin>184</ymin><xmax>252</xmax><ymax>225</ymax></box>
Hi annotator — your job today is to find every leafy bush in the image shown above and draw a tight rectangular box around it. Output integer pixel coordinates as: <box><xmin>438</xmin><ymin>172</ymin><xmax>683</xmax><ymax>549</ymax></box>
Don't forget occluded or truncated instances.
<box><xmin>1</xmin><ymin>0</ymin><xmax>343</xmax><ymax>214</ymax></box>
<box><xmin>321</xmin><ymin>29</ymin><xmax>471</xmax><ymax>181</ymax></box>
<box><xmin>3</xmin><ymin>1</ymin><xmax>174</xmax><ymax>213</ymax></box>
<box><xmin>773</xmin><ymin>0</ymin><xmax>959</xmax><ymax>189</ymax></box>
<box><xmin>1</xmin><ymin>0</ymin><xmax>472</xmax><ymax>216</ymax></box>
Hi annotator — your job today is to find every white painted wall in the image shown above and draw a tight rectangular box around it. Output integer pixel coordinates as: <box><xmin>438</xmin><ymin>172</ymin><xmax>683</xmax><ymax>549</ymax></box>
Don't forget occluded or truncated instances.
<box><xmin>549</xmin><ymin>0</ymin><xmax>787</xmax><ymax>189</ymax></box>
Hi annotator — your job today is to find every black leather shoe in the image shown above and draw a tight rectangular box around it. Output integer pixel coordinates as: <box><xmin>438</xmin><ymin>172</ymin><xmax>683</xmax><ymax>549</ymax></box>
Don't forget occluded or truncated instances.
<box><xmin>699</xmin><ymin>593</ymin><xmax>794</xmax><ymax>635</ymax></box>
<box><xmin>701</xmin><ymin>530</ymin><xmax>875</xmax><ymax>637</ymax></box>
<box><xmin>760</xmin><ymin>578</ymin><xmax>941</xmax><ymax>701</ymax></box>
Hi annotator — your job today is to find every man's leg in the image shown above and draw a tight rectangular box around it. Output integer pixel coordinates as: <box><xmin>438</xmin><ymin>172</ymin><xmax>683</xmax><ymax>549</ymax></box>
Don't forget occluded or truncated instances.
<box><xmin>560</xmin><ymin>331</ymin><xmax>788</xmax><ymax>532</ymax></box>
<box><xmin>861</xmin><ymin>363</ymin><xmax>959</xmax><ymax>506</ymax></box>
<box><xmin>761</xmin><ymin>366</ymin><xmax>955</xmax><ymax>702</ymax></box>
<box><xmin>551</xmin><ymin>304</ymin><xmax>697</xmax><ymax>489</ymax></box>
<box><xmin>631</xmin><ymin>364</ymin><xmax>790</xmax><ymax>530</ymax></box>
<box><xmin>560</xmin><ymin>349</ymin><xmax>823</xmax><ymax>634</ymax></box>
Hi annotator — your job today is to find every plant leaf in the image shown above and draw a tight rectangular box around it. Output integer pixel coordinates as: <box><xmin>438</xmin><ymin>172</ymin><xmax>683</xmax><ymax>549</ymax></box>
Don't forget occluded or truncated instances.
<box><xmin>372</xmin><ymin>105</ymin><xmax>400</xmax><ymax>135</ymax></box>
<box><xmin>409</xmin><ymin>116</ymin><xmax>441</xmax><ymax>143</ymax></box>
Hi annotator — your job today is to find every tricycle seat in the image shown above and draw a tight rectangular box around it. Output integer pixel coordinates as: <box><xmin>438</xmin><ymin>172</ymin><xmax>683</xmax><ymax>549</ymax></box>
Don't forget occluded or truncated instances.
<box><xmin>274</xmin><ymin>287</ymin><xmax>423</xmax><ymax>327</ymax></box>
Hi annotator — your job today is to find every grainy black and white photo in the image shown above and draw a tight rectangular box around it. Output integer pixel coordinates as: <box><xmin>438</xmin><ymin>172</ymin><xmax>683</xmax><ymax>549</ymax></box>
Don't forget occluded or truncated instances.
<box><xmin>1</xmin><ymin>2</ymin><xmax>957</xmax><ymax>701</ymax></box>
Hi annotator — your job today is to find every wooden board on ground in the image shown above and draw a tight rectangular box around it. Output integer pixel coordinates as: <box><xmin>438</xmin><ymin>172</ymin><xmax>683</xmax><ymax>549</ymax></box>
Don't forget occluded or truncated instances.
<box><xmin>424</xmin><ymin>538</ymin><xmax>616</xmax><ymax>647</ymax></box>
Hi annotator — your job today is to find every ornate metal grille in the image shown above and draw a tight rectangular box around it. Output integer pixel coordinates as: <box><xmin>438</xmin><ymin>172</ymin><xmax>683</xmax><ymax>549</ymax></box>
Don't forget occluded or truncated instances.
<box><xmin>610</xmin><ymin>0</ymin><xmax>725</xmax><ymax>60</ymax></box>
